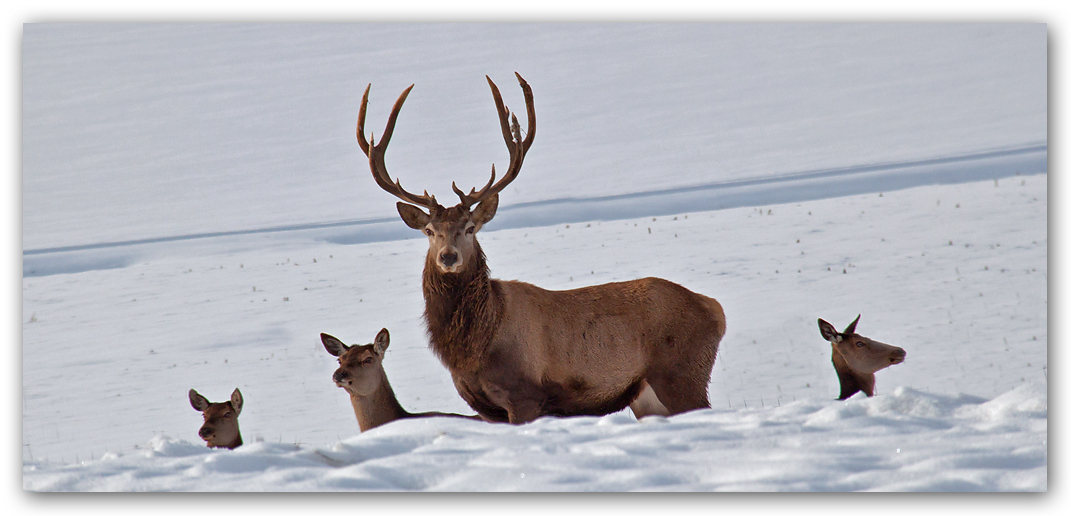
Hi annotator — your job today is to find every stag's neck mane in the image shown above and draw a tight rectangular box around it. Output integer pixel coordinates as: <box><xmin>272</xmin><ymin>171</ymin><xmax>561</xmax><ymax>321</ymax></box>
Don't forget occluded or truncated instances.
<box><xmin>350</xmin><ymin>368</ymin><xmax>411</xmax><ymax>432</ymax></box>
<box><xmin>422</xmin><ymin>240</ymin><xmax>500</xmax><ymax>373</ymax></box>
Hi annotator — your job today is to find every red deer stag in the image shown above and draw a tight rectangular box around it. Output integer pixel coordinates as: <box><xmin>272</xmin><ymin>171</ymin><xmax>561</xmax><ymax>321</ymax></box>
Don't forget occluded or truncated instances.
<box><xmin>818</xmin><ymin>315</ymin><xmax>906</xmax><ymax>400</ymax></box>
<box><xmin>189</xmin><ymin>388</ymin><xmax>243</xmax><ymax>449</ymax></box>
<box><xmin>322</xmin><ymin>329</ymin><xmax>480</xmax><ymax>431</ymax></box>
<box><xmin>355</xmin><ymin>73</ymin><xmax>726</xmax><ymax>424</ymax></box>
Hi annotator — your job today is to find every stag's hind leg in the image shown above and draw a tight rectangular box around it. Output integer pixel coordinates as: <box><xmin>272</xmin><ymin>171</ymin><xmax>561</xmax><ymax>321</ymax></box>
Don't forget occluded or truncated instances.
<box><xmin>645</xmin><ymin>338</ymin><xmax>716</xmax><ymax>415</ymax></box>
<box><xmin>645</xmin><ymin>303</ymin><xmax>722</xmax><ymax>415</ymax></box>
<box><xmin>629</xmin><ymin>379</ymin><xmax>671</xmax><ymax>418</ymax></box>
<box><xmin>645</xmin><ymin>373</ymin><xmax>712</xmax><ymax>415</ymax></box>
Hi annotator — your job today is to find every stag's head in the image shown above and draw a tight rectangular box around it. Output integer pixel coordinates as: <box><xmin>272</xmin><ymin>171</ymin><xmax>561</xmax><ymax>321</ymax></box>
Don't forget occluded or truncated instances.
<box><xmin>818</xmin><ymin>315</ymin><xmax>906</xmax><ymax>374</ymax></box>
<box><xmin>322</xmin><ymin>329</ymin><xmax>390</xmax><ymax>397</ymax></box>
<box><xmin>357</xmin><ymin>73</ymin><xmax>535</xmax><ymax>274</ymax></box>
<box><xmin>189</xmin><ymin>388</ymin><xmax>243</xmax><ymax>449</ymax></box>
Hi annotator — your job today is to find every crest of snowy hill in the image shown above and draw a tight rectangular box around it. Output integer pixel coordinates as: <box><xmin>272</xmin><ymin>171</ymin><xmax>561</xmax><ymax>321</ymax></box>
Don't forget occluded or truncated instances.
<box><xmin>23</xmin><ymin>383</ymin><xmax>1045</xmax><ymax>492</ymax></box>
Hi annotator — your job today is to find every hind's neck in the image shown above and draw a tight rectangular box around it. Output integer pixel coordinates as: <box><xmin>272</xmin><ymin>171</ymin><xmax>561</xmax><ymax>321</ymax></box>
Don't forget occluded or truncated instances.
<box><xmin>350</xmin><ymin>369</ymin><xmax>410</xmax><ymax>432</ymax></box>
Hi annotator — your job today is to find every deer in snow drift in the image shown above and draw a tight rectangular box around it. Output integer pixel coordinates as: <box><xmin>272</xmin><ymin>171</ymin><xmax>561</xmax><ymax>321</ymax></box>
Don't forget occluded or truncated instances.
<box><xmin>322</xmin><ymin>329</ymin><xmax>480</xmax><ymax>431</ymax></box>
<box><xmin>189</xmin><ymin>388</ymin><xmax>243</xmax><ymax>449</ymax></box>
<box><xmin>818</xmin><ymin>315</ymin><xmax>906</xmax><ymax>400</ymax></box>
<box><xmin>354</xmin><ymin>72</ymin><xmax>726</xmax><ymax>424</ymax></box>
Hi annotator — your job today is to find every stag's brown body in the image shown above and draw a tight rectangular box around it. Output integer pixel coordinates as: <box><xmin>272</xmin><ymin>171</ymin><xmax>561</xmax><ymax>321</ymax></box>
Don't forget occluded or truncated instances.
<box><xmin>357</xmin><ymin>73</ymin><xmax>725</xmax><ymax>424</ymax></box>
<box><xmin>423</xmin><ymin>244</ymin><xmax>725</xmax><ymax>422</ymax></box>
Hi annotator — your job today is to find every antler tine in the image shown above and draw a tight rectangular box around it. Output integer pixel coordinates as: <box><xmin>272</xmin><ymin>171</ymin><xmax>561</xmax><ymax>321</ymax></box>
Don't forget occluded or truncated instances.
<box><xmin>356</xmin><ymin>84</ymin><xmax>371</xmax><ymax>155</ymax></box>
<box><xmin>514</xmin><ymin>71</ymin><xmax>537</xmax><ymax>153</ymax></box>
<box><xmin>452</xmin><ymin>166</ymin><xmax>497</xmax><ymax>209</ymax></box>
<box><xmin>456</xmin><ymin>73</ymin><xmax>535</xmax><ymax>208</ymax></box>
<box><xmin>367</xmin><ymin>133</ymin><xmax>440</xmax><ymax>210</ymax></box>
<box><xmin>375</xmin><ymin>84</ymin><xmax>414</xmax><ymax>155</ymax></box>
<box><xmin>358</xmin><ymin>83</ymin><xmax>441</xmax><ymax>211</ymax></box>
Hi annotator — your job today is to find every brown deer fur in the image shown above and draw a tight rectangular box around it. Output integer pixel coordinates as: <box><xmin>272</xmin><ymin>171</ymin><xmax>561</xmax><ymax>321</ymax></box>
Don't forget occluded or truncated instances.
<box><xmin>189</xmin><ymin>388</ymin><xmax>243</xmax><ymax>449</ymax></box>
<box><xmin>356</xmin><ymin>74</ymin><xmax>726</xmax><ymax>424</ymax></box>
<box><xmin>322</xmin><ymin>329</ymin><xmax>480</xmax><ymax>432</ymax></box>
<box><xmin>818</xmin><ymin>315</ymin><xmax>906</xmax><ymax>400</ymax></box>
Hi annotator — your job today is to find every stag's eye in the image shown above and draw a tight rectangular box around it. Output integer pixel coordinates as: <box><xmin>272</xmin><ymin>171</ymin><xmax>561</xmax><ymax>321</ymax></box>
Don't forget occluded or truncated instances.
<box><xmin>465</xmin><ymin>226</ymin><xmax>475</xmax><ymax>235</ymax></box>
<box><xmin>424</xmin><ymin>228</ymin><xmax>434</xmax><ymax>236</ymax></box>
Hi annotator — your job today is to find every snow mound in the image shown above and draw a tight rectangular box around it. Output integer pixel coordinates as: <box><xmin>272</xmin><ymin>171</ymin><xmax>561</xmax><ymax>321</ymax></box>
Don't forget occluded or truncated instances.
<box><xmin>23</xmin><ymin>382</ymin><xmax>1046</xmax><ymax>492</ymax></box>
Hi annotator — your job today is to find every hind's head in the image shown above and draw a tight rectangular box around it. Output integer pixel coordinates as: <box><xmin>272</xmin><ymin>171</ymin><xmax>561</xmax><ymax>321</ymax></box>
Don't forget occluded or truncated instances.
<box><xmin>818</xmin><ymin>315</ymin><xmax>906</xmax><ymax>399</ymax></box>
<box><xmin>189</xmin><ymin>388</ymin><xmax>243</xmax><ymax>449</ymax></box>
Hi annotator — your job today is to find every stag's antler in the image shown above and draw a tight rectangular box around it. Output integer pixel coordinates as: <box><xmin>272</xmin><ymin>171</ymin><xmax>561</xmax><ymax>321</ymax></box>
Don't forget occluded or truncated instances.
<box><xmin>358</xmin><ymin>83</ymin><xmax>442</xmax><ymax>211</ymax></box>
<box><xmin>453</xmin><ymin>72</ymin><xmax>536</xmax><ymax>209</ymax></box>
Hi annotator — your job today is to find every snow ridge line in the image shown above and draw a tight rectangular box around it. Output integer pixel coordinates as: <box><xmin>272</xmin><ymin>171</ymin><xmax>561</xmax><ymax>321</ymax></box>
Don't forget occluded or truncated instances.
<box><xmin>485</xmin><ymin>143</ymin><xmax>1046</xmax><ymax>232</ymax></box>
<box><xmin>23</xmin><ymin>143</ymin><xmax>1046</xmax><ymax>257</ymax></box>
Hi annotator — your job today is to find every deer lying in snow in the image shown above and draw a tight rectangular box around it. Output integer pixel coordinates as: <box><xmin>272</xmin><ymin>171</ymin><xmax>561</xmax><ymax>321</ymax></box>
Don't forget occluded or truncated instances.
<box><xmin>818</xmin><ymin>315</ymin><xmax>906</xmax><ymax>400</ymax></box>
<box><xmin>354</xmin><ymin>72</ymin><xmax>726</xmax><ymax>424</ymax></box>
<box><xmin>322</xmin><ymin>329</ymin><xmax>480</xmax><ymax>431</ymax></box>
<box><xmin>189</xmin><ymin>388</ymin><xmax>243</xmax><ymax>449</ymax></box>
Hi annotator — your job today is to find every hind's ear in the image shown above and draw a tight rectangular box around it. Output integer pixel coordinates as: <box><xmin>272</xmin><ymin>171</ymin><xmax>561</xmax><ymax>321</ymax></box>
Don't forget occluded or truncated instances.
<box><xmin>321</xmin><ymin>333</ymin><xmax>349</xmax><ymax>357</ymax></box>
<box><xmin>818</xmin><ymin>319</ymin><xmax>841</xmax><ymax>343</ymax></box>
<box><xmin>189</xmin><ymin>389</ymin><xmax>210</xmax><ymax>412</ymax></box>
<box><xmin>843</xmin><ymin>314</ymin><xmax>861</xmax><ymax>335</ymax></box>
<box><xmin>230</xmin><ymin>388</ymin><xmax>243</xmax><ymax>416</ymax></box>
<box><xmin>373</xmin><ymin>328</ymin><xmax>390</xmax><ymax>354</ymax></box>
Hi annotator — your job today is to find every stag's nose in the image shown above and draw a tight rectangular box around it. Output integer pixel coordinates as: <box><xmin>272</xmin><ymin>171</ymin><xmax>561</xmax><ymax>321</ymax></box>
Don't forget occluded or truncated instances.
<box><xmin>440</xmin><ymin>251</ymin><xmax>458</xmax><ymax>267</ymax></box>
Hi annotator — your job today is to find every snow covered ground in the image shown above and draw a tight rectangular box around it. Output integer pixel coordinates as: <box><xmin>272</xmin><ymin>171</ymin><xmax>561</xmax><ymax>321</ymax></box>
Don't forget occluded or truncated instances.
<box><xmin>21</xmin><ymin>176</ymin><xmax>1048</xmax><ymax>491</ymax></box>
<box><xmin>17</xmin><ymin>22</ymin><xmax>1050</xmax><ymax>495</ymax></box>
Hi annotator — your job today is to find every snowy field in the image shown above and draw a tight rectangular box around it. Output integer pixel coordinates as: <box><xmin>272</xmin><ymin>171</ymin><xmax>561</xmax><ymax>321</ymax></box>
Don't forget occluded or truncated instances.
<box><xmin>22</xmin><ymin>178</ymin><xmax>1049</xmax><ymax>492</ymax></box>
<box><xmin>16</xmin><ymin>21</ymin><xmax>1052</xmax><ymax>496</ymax></box>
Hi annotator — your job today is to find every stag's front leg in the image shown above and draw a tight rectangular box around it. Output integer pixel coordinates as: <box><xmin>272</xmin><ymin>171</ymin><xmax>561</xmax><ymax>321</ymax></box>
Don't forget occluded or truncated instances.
<box><xmin>505</xmin><ymin>396</ymin><xmax>543</xmax><ymax>424</ymax></box>
<box><xmin>493</xmin><ymin>377</ymin><xmax>545</xmax><ymax>424</ymax></box>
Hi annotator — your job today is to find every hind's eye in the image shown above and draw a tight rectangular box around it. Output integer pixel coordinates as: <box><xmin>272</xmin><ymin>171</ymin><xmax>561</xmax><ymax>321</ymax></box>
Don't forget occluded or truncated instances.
<box><xmin>363</xmin><ymin>357</ymin><xmax>374</xmax><ymax>364</ymax></box>
<box><xmin>855</xmin><ymin>341</ymin><xmax>865</xmax><ymax>348</ymax></box>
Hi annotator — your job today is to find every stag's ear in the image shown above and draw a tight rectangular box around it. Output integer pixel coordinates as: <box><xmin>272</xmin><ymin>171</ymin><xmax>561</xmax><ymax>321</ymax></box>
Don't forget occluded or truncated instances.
<box><xmin>471</xmin><ymin>194</ymin><xmax>499</xmax><ymax>230</ymax></box>
<box><xmin>397</xmin><ymin>202</ymin><xmax>431</xmax><ymax>230</ymax></box>
<box><xmin>843</xmin><ymin>314</ymin><xmax>861</xmax><ymax>336</ymax></box>
<box><xmin>189</xmin><ymin>389</ymin><xmax>210</xmax><ymax>412</ymax></box>
<box><xmin>230</xmin><ymin>388</ymin><xmax>243</xmax><ymax>416</ymax></box>
<box><xmin>373</xmin><ymin>328</ymin><xmax>390</xmax><ymax>354</ymax></box>
<box><xmin>818</xmin><ymin>319</ymin><xmax>841</xmax><ymax>343</ymax></box>
<box><xmin>321</xmin><ymin>333</ymin><xmax>349</xmax><ymax>357</ymax></box>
